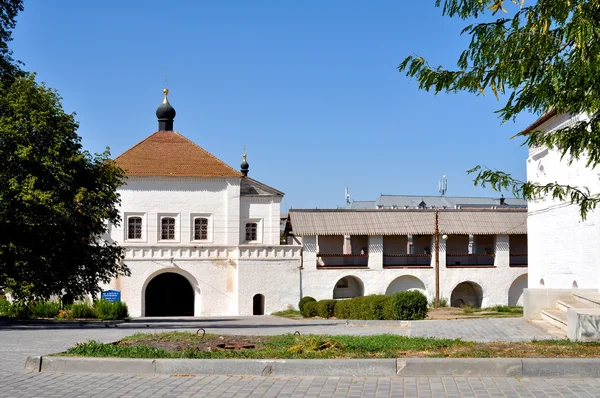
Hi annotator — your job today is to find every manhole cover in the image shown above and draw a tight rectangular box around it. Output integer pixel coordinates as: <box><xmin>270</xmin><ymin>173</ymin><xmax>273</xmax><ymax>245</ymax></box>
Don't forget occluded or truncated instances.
<box><xmin>215</xmin><ymin>343</ymin><xmax>256</xmax><ymax>350</ymax></box>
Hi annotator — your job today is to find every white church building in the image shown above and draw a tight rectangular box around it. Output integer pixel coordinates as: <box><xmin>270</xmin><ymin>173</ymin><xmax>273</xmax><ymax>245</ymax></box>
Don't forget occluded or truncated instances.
<box><xmin>102</xmin><ymin>89</ymin><xmax>531</xmax><ymax>318</ymax></box>
<box><xmin>103</xmin><ymin>90</ymin><xmax>302</xmax><ymax>317</ymax></box>
<box><xmin>522</xmin><ymin>111</ymin><xmax>600</xmax><ymax>340</ymax></box>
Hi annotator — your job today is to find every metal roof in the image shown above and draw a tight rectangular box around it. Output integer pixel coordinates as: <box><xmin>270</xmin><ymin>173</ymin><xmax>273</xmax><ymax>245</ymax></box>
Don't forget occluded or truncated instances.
<box><xmin>345</xmin><ymin>201</ymin><xmax>377</xmax><ymax>209</ymax></box>
<box><xmin>375</xmin><ymin>195</ymin><xmax>527</xmax><ymax>208</ymax></box>
<box><xmin>289</xmin><ymin>209</ymin><xmax>526</xmax><ymax>236</ymax></box>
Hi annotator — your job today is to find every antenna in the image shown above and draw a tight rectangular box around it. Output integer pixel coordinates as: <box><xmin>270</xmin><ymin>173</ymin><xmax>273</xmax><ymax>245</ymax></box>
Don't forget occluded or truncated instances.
<box><xmin>345</xmin><ymin>187</ymin><xmax>351</xmax><ymax>205</ymax></box>
<box><xmin>438</xmin><ymin>174</ymin><xmax>447</xmax><ymax>196</ymax></box>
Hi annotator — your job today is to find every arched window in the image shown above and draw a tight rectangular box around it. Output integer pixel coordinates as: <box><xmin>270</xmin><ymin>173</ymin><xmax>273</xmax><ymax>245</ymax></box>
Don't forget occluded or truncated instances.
<box><xmin>161</xmin><ymin>217</ymin><xmax>176</xmax><ymax>240</ymax></box>
<box><xmin>194</xmin><ymin>218</ymin><xmax>208</xmax><ymax>240</ymax></box>
<box><xmin>128</xmin><ymin>217</ymin><xmax>142</xmax><ymax>239</ymax></box>
<box><xmin>245</xmin><ymin>222</ymin><xmax>257</xmax><ymax>241</ymax></box>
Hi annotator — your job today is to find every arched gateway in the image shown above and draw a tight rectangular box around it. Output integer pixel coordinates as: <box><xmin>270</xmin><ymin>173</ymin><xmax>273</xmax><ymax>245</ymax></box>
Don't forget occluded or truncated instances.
<box><xmin>145</xmin><ymin>272</ymin><xmax>194</xmax><ymax>316</ymax></box>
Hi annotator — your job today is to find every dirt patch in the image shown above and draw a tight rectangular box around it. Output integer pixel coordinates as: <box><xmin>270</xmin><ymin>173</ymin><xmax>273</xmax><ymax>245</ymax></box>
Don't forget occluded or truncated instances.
<box><xmin>118</xmin><ymin>334</ymin><xmax>269</xmax><ymax>353</ymax></box>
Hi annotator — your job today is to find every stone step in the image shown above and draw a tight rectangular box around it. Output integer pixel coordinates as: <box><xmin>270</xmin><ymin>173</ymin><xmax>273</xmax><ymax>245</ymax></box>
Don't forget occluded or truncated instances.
<box><xmin>573</xmin><ymin>293</ymin><xmax>600</xmax><ymax>309</ymax></box>
<box><xmin>541</xmin><ymin>309</ymin><xmax>568</xmax><ymax>331</ymax></box>
<box><xmin>530</xmin><ymin>319</ymin><xmax>567</xmax><ymax>339</ymax></box>
<box><xmin>557</xmin><ymin>298</ymin><xmax>593</xmax><ymax>313</ymax></box>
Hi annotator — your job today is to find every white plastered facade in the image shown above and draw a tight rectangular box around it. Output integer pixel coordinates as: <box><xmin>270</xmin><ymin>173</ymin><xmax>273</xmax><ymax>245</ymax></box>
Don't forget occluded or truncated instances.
<box><xmin>102</xmin><ymin>176</ymin><xmax>301</xmax><ymax>317</ymax></box>
<box><xmin>526</xmin><ymin>113</ymin><xmax>600</xmax><ymax>290</ymax></box>
<box><xmin>299</xmin><ymin>235</ymin><xmax>528</xmax><ymax>307</ymax></box>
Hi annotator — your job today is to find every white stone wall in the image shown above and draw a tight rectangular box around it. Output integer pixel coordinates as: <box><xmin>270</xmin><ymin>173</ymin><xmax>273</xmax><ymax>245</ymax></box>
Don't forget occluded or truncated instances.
<box><xmin>102</xmin><ymin>245</ymin><xmax>301</xmax><ymax>317</ymax></box>
<box><xmin>299</xmin><ymin>235</ymin><xmax>527</xmax><ymax>307</ymax></box>
<box><xmin>527</xmin><ymin>113</ymin><xmax>600</xmax><ymax>290</ymax></box>
<box><xmin>102</xmin><ymin>175</ymin><xmax>293</xmax><ymax>317</ymax></box>
<box><xmin>113</xmin><ymin>177</ymin><xmax>241</xmax><ymax>246</ymax></box>
<box><xmin>237</xmin><ymin>247</ymin><xmax>301</xmax><ymax>315</ymax></box>
<box><xmin>240</xmin><ymin>197</ymin><xmax>282</xmax><ymax>245</ymax></box>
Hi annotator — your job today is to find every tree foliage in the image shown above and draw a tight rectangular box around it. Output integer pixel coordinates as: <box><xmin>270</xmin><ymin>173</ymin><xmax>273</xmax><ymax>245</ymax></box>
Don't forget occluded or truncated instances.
<box><xmin>399</xmin><ymin>0</ymin><xmax>600</xmax><ymax>218</ymax></box>
<box><xmin>0</xmin><ymin>0</ymin><xmax>23</xmax><ymax>79</ymax></box>
<box><xmin>0</xmin><ymin>75</ymin><xmax>129</xmax><ymax>300</ymax></box>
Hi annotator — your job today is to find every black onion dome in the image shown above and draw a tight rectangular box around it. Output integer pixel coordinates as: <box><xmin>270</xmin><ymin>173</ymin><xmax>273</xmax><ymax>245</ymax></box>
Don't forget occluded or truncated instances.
<box><xmin>156</xmin><ymin>90</ymin><xmax>176</xmax><ymax>120</ymax></box>
<box><xmin>240</xmin><ymin>152</ymin><xmax>249</xmax><ymax>176</ymax></box>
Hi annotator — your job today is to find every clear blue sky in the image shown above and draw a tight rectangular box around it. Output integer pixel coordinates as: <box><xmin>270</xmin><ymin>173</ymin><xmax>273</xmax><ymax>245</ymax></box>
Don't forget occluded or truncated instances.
<box><xmin>10</xmin><ymin>1</ymin><xmax>536</xmax><ymax>210</ymax></box>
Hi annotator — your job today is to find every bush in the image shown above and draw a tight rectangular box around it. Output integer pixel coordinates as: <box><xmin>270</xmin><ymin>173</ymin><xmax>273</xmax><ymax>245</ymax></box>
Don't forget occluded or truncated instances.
<box><xmin>0</xmin><ymin>300</ymin><xmax>29</xmax><ymax>319</ymax></box>
<box><xmin>301</xmin><ymin>301</ymin><xmax>317</xmax><ymax>318</ymax></box>
<box><xmin>315</xmin><ymin>300</ymin><xmax>337</xmax><ymax>318</ymax></box>
<box><xmin>93</xmin><ymin>300</ymin><xmax>129</xmax><ymax>320</ymax></box>
<box><xmin>384</xmin><ymin>291</ymin><xmax>428</xmax><ymax>320</ymax></box>
<box><xmin>70</xmin><ymin>302</ymin><xmax>96</xmax><ymax>319</ymax></box>
<box><xmin>298</xmin><ymin>296</ymin><xmax>316</xmax><ymax>312</ymax></box>
<box><xmin>332</xmin><ymin>295</ymin><xmax>393</xmax><ymax>320</ymax></box>
<box><xmin>29</xmin><ymin>301</ymin><xmax>61</xmax><ymax>318</ymax></box>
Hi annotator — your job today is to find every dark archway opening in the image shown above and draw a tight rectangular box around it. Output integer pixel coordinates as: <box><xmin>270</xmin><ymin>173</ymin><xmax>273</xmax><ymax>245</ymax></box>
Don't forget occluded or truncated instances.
<box><xmin>145</xmin><ymin>273</ymin><xmax>194</xmax><ymax>316</ymax></box>
<box><xmin>253</xmin><ymin>294</ymin><xmax>265</xmax><ymax>315</ymax></box>
<box><xmin>451</xmin><ymin>281</ymin><xmax>483</xmax><ymax>308</ymax></box>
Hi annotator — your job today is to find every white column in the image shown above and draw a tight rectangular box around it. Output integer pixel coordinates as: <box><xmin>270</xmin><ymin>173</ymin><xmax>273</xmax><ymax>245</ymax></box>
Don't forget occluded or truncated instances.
<box><xmin>368</xmin><ymin>236</ymin><xmax>383</xmax><ymax>269</ymax></box>
<box><xmin>495</xmin><ymin>234</ymin><xmax>510</xmax><ymax>267</ymax></box>
<box><xmin>303</xmin><ymin>236</ymin><xmax>318</xmax><ymax>270</ymax></box>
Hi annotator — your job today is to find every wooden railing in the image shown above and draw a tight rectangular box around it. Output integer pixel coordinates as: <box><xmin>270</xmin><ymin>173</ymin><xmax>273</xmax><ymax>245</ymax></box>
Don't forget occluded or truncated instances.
<box><xmin>446</xmin><ymin>253</ymin><xmax>495</xmax><ymax>267</ymax></box>
<box><xmin>383</xmin><ymin>254</ymin><xmax>431</xmax><ymax>267</ymax></box>
<box><xmin>509</xmin><ymin>253</ymin><xmax>528</xmax><ymax>267</ymax></box>
<box><xmin>317</xmin><ymin>253</ymin><xmax>369</xmax><ymax>267</ymax></box>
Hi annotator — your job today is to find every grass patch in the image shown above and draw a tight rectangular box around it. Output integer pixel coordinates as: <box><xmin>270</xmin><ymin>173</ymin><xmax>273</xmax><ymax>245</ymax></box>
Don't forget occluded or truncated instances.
<box><xmin>271</xmin><ymin>309</ymin><xmax>303</xmax><ymax>320</ymax></box>
<box><xmin>58</xmin><ymin>331</ymin><xmax>600</xmax><ymax>359</ymax></box>
<box><xmin>454</xmin><ymin>306</ymin><xmax>523</xmax><ymax>318</ymax></box>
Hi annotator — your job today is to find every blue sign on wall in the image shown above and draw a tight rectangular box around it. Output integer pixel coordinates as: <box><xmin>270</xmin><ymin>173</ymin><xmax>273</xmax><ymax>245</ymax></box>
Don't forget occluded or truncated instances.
<box><xmin>101</xmin><ymin>290</ymin><xmax>121</xmax><ymax>303</ymax></box>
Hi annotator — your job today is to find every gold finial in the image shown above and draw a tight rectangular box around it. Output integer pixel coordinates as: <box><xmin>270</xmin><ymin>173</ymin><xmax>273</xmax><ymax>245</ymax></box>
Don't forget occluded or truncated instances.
<box><xmin>243</xmin><ymin>145</ymin><xmax>247</xmax><ymax>161</ymax></box>
<box><xmin>162</xmin><ymin>88</ymin><xmax>169</xmax><ymax>104</ymax></box>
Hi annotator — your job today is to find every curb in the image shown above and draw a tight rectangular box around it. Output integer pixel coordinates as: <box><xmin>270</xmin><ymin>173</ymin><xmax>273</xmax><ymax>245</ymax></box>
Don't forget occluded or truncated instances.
<box><xmin>0</xmin><ymin>319</ymin><xmax>125</xmax><ymax>327</ymax></box>
<box><xmin>24</xmin><ymin>356</ymin><xmax>600</xmax><ymax>378</ymax></box>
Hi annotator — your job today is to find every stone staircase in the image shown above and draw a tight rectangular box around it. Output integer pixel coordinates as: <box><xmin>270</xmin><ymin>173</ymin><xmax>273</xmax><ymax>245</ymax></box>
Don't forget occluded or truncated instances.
<box><xmin>539</xmin><ymin>293</ymin><xmax>600</xmax><ymax>341</ymax></box>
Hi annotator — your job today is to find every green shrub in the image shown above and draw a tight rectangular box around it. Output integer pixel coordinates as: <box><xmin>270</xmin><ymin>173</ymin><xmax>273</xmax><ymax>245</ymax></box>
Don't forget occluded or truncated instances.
<box><xmin>301</xmin><ymin>301</ymin><xmax>317</xmax><ymax>318</ymax></box>
<box><xmin>493</xmin><ymin>305</ymin><xmax>511</xmax><ymax>313</ymax></box>
<box><xmin>384</xmin><ymin>291</ymin><xmax>428</xmax><ymax>320</ymax></box>
<box><xmin>29</xmin><ymin>301</ymin><xmax>61</xmax><ymax>318</ymax></box>
<box><xmin>0</xmin><ymin>300</ymin><xmax>29</xmax><ymax>319</ymax></box>
<box><xmin>315</xmin><ymin>300</ymin><xmax>337</xmax><ymax>318</ymax></box>
<box><xmin>0</xmin><ymin>299</ymin><xmax>12</xmax><ymax>317</ymax></box>
<box><xmin>333</xmin><ymin>295</ymin><xmax>392</xmax><ymax>320</ymax></box>
<box><xmin>429</xmin><ymin>297</ymin><xmax>449</xmax><ymax>308</ymax></box>
<box><xmin>298</xmin><ymin>296</ymin><xmax>316</xmax><ymax>312</ymax></box>
<box><xmin>333</xmin><ymin>299</ymin><xmax>352</xmax><ymax>319</ymax></box>
<box><xmin>94</xmin><ymin>300</ymin><xmax>129</xmax><ymax>320</ymax></box>
<box><xmin>70</xmin><ymin>302</ymin><xmax>96</xmax><ymax>319</ymax></box>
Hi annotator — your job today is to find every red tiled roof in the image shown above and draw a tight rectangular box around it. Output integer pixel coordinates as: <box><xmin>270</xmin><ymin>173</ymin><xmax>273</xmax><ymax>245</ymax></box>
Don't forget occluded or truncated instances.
<box><xmin>114</xmin><ymin>131</ymin><xmax>242</xmax><ymax>177</ymax></box>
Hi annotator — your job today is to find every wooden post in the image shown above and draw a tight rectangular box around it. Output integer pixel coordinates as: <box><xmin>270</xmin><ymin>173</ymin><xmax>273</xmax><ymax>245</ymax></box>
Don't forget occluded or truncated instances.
<box><xmin>435</xmin><ymin>209</ymin><xmax>440</xmax><ymax>308</ymax></box>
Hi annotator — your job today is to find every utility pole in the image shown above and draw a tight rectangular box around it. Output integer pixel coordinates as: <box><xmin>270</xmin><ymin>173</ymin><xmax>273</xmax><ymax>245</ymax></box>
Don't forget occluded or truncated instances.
<box><xmin>435</xmin><ymin>208</ymin><xmax>440</xmax><ymax>308</ymax></box>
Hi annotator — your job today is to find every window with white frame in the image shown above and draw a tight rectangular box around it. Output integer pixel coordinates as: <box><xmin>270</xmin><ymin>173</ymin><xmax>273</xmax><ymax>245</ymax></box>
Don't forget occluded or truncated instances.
<box><xmin>245</xmin><ymin>222</ymin><xmax>258</xmax><ymax>241</ymax></box>
<box><xmin>161</xmin><ymin>217</ymin><xmax>176</xmax><ymax>240</ymax></box>
<box><xmin>127</xmin><ymin>217</ymin><xmax>142</xmax><ymax>239</ymax></box>
<box><xmin>194</xmin><ymin>218</ymin><xmax>208</xmax><ymax>240</ymax></box>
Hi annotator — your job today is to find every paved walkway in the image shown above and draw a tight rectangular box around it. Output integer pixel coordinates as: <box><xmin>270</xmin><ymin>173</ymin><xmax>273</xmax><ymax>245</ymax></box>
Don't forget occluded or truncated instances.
<box><xmin>0</xmin><ymin>316</ymin><xmax>594</xmax><ymax>397</ymax></box>
<box><xmin>2</xmin><ymin>371</ymin><xmax>600</xmax><ymax>397</ymax></box>
<box><xmin>0</xmin><ymin>316</ymin><xmax>553</xmax><ymax>373</ymax></box>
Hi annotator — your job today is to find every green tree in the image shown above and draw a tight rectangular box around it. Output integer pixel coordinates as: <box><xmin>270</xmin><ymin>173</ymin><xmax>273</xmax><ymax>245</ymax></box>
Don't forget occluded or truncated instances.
<box><xmin>0</xmin><ymin>74</ymin><xmax>129</xmax><ymax>301</ymax></box>
<box><xmin>400</xmin><ymin>0</ymin><xmax>600</xmax><ymax>218</ymax></box>
<box><xmin>0</xmin><ymin>0</ymin><xmax>23</xmax><ymax>79</ymax></box>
